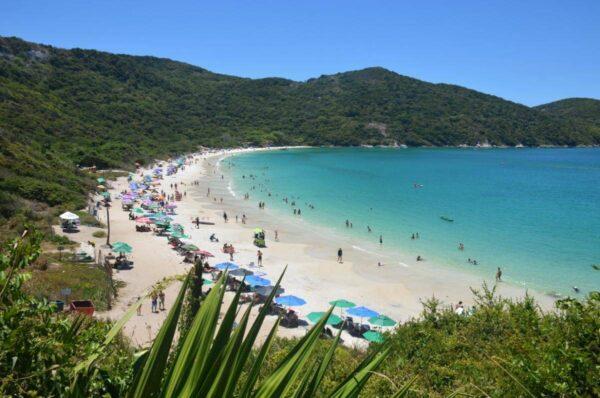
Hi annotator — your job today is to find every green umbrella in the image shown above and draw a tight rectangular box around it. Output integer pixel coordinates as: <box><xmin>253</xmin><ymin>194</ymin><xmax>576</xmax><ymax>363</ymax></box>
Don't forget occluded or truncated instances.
<box><xmin>97</xmin><ymin>177</ymin><xmax>106</xmax><ymax>184</ymax></box>
<box><xmin>155</xmin><ymin>220</ymin><xmax>170</xmax><ymax>227</ymax></box>
<box><xmin>101</xmin><ymin>192</ymin><xmax>110</xmax><ymax>198</ymax></box>
<box><xmin>368</xmin><ymin>314</ymin><xmax>396</xmax><ymax>327</ymax></box>
<box><xmin>362</xmin><ymin>330</ymin><xmax>384</xmax><ymax>343</ymax></box>
<box><xmin>306</xmin><ymin>312</ymin><xmax>342</xmax><ymax>326</ymax></box>
<box><xmin>203</xmin><ymin>279</ymin><xmax>213</xmax><ymax>286</ymax></box>
<box><xmin>112</xmin><ymin>242</ymin><xmax>132</xmax><ymax>254</ymax></box>
<box><xmin>329</xmin><ymin>299</ymin><xmax>356</xmax><ymax>308</ymax></box>
<box><xmin>133</xmin><ymin>207</ymin><xmax>146</xmax><ymax>215</ymax></box>
<box><xmin>181</xmin><ymin>244</ymin><xmax>199</xmax><ymax>252</ymax></box>
<box><xmin>170</xmin><ymin>231</ymin><xmax>190</xmax><ymax>239</ymax></box>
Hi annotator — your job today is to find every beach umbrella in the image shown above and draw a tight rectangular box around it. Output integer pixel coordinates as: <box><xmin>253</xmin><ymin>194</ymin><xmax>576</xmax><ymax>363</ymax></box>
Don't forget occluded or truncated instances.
<box><xmin>229</xmin><ymin>268</ymin><xmax>253</xmax><ymax>277</ymax></box>
<box><xmin>155</xmin><ymin>220</ymin><xmax>170</xmax><ymax>227</ymax></box>
<box><xmin>133</xmin><ymin>208</ymin><xmax>146</xmax><ymax>215</ymax></box>
<box><xmin>97</xmin><ymin>177</ymin><xmax>106</xmax><ymax>184</ymax></box>
<box><xmin>97</xmin><ymin>185</ymin><xmax>106</xmax><ymax>190</ymax></box>
<box><xmin>166</xmin><ymin>203</ymin><xmax>177</xmax><ymax>208</ymax></box>
<box><xmin>215</xmin><ymin>262</ymin><xmax>239</xmax><ymax>271</ymax></box>
<box><xmin>170</xmin><ymin>231</ymin><xmax>190</xmax><ymax>239</ymax></box>
<box><xmin>307</xmin><ymin>312</ymin><xmax>342</xmax><ymax>326</ymax></box>
<box><xmin>255</xmin><ymin>286</ymin><xmax>284</xmax><ymax>296</ymax></box>
<box><xmin>368</xmin><ymin>314</ymin><xmax>396</xmax><ymax>327</ymax></box>
<box><xmin>135</xmin><ymin>217</ymin><xmax>152</xmax><ymax>224</ymax></box>
<box><xmin>329</xmin><ymin>299</ymin><xmax>356</xmax><ymax>308</ymax></box>
<box><xmin>101</xmin><ymin>192</ymin><xmax>110</xmax><ymax>198</ymax></box>
<box><xmin>245</xmin><ymin>275</ymin><xmax>271</xmax><ymax>287</ymax></box>
<box><xmin>347</xmin><ymin>306</ymin><xmax>379</xmax><ymax>319</ymax></box>
<box><xmin>193</xmin><ymin>249</ymin><xmax>214</xmax><ymax>257</ymax></box>
<box><xmin>275</xmin><ymin>295</ymin><xmax>306</xmax><ymax>307</ymax></box>
<box><xmin>203</xmin><ymin>279</ymin><xmax>213</xmax><ymax>286</ymax></box>
<box><xmin>112</xmin><ymin>242</ymin><xmax>132</xmax><ymax>254</ymax></box>
<box><xmin>181</xmin><ymin>244</ymin><xmax>199</xmax><ymax>252</ymax></box>
<box><xmin>362</xmin><ymin>330</ymin><xmax>384</xmax><ymax>343</ymax></box>
<box><xmin>59</xmin><ymin>211</ymin><xmax>80</xmax><ymax>221</ymax></box>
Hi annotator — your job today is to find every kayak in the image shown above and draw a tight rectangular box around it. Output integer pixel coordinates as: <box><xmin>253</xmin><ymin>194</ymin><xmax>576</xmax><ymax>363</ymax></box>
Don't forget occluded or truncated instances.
<box><xmin>440</xmin><ymin>216</ymin><xmax>454</xmax><ymax>222</ymax></box>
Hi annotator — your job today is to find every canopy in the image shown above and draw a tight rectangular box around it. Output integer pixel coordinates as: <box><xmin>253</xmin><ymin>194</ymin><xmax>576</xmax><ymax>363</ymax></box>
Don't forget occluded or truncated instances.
<box><xmin>170</xmin><ymin>231</ymin><xmax>190</xmax><ymax>239</ymax></box>
<box><xmin>274</xmin><ymin>295</ymin><xmax>306</xmax><ymax>307</ymax></box>
<box><xmin>59</xmin><ymin>211</ymin><xmax>79</xmax><ymax>221</ymax></box>
<box><xmin>362</xmin><ymin>330</ymin><xmax>384</xmax><ymax>343</ymax></box>
<box><xmin>368</xmin><ymin>314</ymin><xmax>396</xmax><ymax>327</ymax></box>
<box><xmin>329</xmin><ymin>299</ymin><xmax>356</xmax><ymax>308</ymax></box>
<box><xmin>347</xmin><ymin>306</ymin><xmax>379</xmax><ymax>319</ymax></box>
<box><xmin>215</xmin><ymin>262</ymin><xmax>239</xmax><ymax>271</ymax></box>
<box><xmin>245</xmin><ymin>275</ymin><xmax>271</xmax><ymax>287</ymax></box>
<box><xmin>193</xmin><ymin>249</ymin><xmax>214</xmax><ymax>257</ymax></box>
<box><xmin>306</xmin><ymin>312</ymin><xmax>342</xmax><ymax>326</ymax></box>
<box><xmin>229</xmin><ymin>268</ymin><xmax>253</xmax><ymax>277</ymax></box>
<box><xmin>112</xmin><ymin>242</ymin><xmax>132</xmax><ymax>254</ymax></box>
<box><xmin>255</xmin><ymin>286</ymin><xmax>284</xmax><ymax>296</ymax></box>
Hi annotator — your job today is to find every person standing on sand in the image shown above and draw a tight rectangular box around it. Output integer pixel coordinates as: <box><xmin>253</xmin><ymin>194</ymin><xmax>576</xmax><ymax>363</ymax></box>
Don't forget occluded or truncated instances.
<box><xmin>136</xmin><ymin>296</ymin><xmax>142</xmax><ymax>316</ymax></box>
<box><xmin>195</xmin><ymin>217</ymin><xmax>200</xmax><ymax>229</ymax></box>
<box><xmin>151</xmin><ymin>292</ymin><xmax>158</xmax><ymax>313</ymax></box>
<box><xmin>496</xmin><ymin>267</ymin><xmax>502</xmax><ymax>282</ymax></box>
<box><xmin>275</xmin><ymin>230</ymin><xmax>279</xmax><ymax>241</ymax></box>
<box><xmin>379</xmin><ymin>235</ymin><xmax>383</xmax><ymax>245</ymax></box>
<box><xmin>257</xmin><ymin>250</ymin><xmax>263</xmax><ymax>266</ymax></box>
<box><xmin>158</xmin><ymin>290</ymin><xmax>165</xmax><ymax>311</ymax></box>
<box><xmin>337</xmin><ymin>248</ymin><xmax>343</xmax><ymax>263</ymax></box>
<box><xmin>223</xmin><ymin>212</ymin><xmax>228</xmax><ymax>223</ymax></box>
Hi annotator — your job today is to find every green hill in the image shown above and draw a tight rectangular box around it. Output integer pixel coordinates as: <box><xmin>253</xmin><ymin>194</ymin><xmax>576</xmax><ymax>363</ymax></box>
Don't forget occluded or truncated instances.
<box><xmin>536</xmin><ymin>98</ymin><xmax>600</xmax><ymax>130</ymax></box>
<box><xmin>0</xmin><ymin>36</ymin><xmax>598</xmax><ymax>223</ymax></box>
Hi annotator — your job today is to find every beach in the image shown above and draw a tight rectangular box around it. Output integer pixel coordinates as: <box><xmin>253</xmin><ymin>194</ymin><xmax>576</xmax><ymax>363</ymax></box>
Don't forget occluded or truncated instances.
<box><xmin>59</xmin><ymin>147</ymin><xmax>558</xmax><ymax>347</ymax></box>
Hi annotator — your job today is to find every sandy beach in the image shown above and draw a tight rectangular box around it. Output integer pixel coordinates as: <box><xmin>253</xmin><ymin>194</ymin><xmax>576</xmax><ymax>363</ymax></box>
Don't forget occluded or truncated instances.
<box><xmin>59</xmin><ymin>147</ymin><xmax>557</xmax><ymax>348</ymax></box>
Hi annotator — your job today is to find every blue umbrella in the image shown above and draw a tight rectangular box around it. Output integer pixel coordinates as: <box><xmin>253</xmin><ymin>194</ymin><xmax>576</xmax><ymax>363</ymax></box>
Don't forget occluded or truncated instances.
<box><xmin>245</xmin><ymin>275</ymin><xmax>271</xmax><ymax>287</ymax></box>
<box><xmin>275</xmin><ymin>295</ymin><xmax>306</xmax><ymax>307</ymax></box>
<box><xmin>215</xmin><ymin>262</ymin><xmax>239</xmax><ymax>271</ymax></box>
<box><xmin>347</xmin><ymin>306</ymin><xmax>379</xmax><ymax>319</ymax></box>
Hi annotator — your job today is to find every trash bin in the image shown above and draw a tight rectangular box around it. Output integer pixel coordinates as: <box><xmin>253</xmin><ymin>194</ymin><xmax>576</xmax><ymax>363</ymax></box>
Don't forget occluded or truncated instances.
<box><xmin>53</xmin><ymin>300</ymin><xmax>65</xmax><ymax>312</ymax></box>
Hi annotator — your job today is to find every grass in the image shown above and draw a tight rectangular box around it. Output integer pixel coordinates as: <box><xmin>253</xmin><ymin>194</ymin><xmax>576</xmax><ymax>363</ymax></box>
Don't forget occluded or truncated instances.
<box><xmin>92</xmin><ymin>230</ymin><xmax>107</xmax><ymax>238</ymax></box>
<box><xmin>24</xmin><ymin>260</ymin><xmax>115</xmax><ymax>311</ymax></box>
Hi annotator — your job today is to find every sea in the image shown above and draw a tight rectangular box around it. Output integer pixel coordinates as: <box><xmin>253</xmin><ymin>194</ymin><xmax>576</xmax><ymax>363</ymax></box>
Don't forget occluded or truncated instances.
<box><xmin>225</xmin><ymin>147</ymin><xmax>600</xmax><ymax>297</ymax></box>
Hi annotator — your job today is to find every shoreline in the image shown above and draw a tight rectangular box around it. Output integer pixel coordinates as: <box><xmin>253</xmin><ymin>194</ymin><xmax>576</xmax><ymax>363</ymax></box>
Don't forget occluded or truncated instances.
<box><xmin>67</xmin><ymin>146</ymin><xmax>561</xmax><ymax>347</ymax></box>
<box><xmin>194</xmin><ymin>148</ymin><xmax>558</xmax><ymax>317</ymax></box>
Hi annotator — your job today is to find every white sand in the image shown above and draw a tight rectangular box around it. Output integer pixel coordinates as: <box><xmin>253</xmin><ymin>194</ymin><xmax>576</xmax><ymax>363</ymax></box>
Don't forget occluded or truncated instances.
<box><xmin>59</xmin><ymin>147</ymin><xmax>557</xmax><ymax>348</ymax></box>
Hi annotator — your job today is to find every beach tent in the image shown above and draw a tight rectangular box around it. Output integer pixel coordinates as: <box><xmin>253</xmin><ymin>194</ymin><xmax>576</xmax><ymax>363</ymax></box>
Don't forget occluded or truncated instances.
<box><xmin>59</xmin><ymin>211</ymin><xmax>80</xmax><ymax>221</ymax></box>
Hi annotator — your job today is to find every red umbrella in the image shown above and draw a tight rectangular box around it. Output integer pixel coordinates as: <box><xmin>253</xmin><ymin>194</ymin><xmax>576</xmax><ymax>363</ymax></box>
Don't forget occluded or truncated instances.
<box><xmin>135</xmin><ymin>217</ymin><xmax>152</xmax><ymax>224</ymax></box>
<box><xmin>194</xmin><ymin>249</ymin><xmax>214</xmax><ymax>257</ymax></box>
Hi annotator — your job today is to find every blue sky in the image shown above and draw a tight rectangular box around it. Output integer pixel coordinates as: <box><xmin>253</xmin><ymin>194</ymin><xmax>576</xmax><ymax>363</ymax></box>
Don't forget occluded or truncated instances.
<box><xmin>2</xmin><ymin>1</ymin><xmax>599</xmax><ymax>106</ymax></box>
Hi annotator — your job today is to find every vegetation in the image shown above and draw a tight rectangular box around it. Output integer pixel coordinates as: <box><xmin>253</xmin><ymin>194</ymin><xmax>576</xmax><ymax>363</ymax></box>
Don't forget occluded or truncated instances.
<box><xmin>1</xmin><ymin>36</ymin><xmax>599</xmax><ymax>227</ymax></box>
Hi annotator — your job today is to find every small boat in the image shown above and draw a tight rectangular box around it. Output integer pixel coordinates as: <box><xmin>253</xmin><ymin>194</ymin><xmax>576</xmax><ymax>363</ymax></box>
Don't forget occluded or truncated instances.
<box><xmin>440</xmin><ymin>216</ymin><xmax>454</xmax><ymax>222</ymax></box>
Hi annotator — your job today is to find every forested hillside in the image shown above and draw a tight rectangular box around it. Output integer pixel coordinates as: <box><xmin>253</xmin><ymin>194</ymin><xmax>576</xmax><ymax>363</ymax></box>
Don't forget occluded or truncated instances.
<box><xmin>1</xmin><ymin>36</ymin><xmax>599</xmax><ymax>223</ymax></box>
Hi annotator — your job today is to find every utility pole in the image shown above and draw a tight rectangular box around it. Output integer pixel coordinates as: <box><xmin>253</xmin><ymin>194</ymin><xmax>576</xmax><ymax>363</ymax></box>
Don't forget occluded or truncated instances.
<box><xmin>105</xmin><ymin>202</ymin><xmax>111</xmax><ymax>246</ymax></box>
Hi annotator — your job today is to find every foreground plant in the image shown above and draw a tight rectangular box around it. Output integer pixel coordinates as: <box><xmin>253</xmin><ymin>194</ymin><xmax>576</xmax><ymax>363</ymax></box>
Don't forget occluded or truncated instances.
<box><xmin>72</xmin><ymin>269</ymin><xmax>413</xmax><ymax>397</ymax></box>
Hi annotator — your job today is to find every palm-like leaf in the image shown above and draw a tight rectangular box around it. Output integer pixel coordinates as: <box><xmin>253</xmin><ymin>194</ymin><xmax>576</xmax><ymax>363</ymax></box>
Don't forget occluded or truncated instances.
<box><xmin>74</xmin><ymin>268</ymin><xmax>412</xmax><ymax>397</ymax></box>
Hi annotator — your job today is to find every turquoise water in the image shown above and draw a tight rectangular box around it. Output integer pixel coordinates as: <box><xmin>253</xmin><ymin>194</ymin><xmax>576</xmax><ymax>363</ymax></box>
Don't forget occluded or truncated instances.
<box><xmin>226</xmin><ymin>148</ymin><xmax>600</xmax><ymax>296</ymax></box>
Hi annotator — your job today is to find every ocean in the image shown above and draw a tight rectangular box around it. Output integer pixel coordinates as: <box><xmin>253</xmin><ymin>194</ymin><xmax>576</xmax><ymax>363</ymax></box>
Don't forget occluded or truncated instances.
<box><xmin>225</xmin><ymin>147</ymin><xmax>600</xmax><ymax>296</ymax></box>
